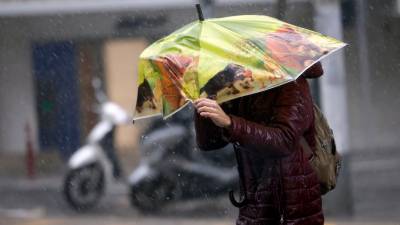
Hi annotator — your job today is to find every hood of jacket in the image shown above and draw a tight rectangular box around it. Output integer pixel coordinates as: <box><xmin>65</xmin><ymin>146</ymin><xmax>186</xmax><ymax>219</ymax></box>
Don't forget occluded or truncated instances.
<box><xmin>302</xmin><ymin>62</ymin><xmax>323</xmax><ymax>79</ymax></box>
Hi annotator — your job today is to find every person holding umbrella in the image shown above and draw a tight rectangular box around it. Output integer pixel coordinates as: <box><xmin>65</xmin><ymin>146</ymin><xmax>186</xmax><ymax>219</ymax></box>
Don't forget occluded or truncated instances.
<box><xmin>133</xmin><ymin>5</ymin><xmax>346</xmax><ymax>225</ymax></box>
<box><xmin>194</xmin><ymin>62</ymin><xmax>324</xmax><ymax>225</ymax></box>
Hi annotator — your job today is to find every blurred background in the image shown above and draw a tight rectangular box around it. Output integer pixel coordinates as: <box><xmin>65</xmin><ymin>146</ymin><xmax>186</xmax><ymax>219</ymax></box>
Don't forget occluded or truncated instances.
<box><xmin>0</xmin><ymin>0</ymin><xmax>400</xmax><ymax>224</ymax></box>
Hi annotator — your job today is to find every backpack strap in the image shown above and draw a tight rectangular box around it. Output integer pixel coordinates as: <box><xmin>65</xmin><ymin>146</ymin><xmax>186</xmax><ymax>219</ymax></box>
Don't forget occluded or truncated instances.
<box><xmin>300</xmin><ymin>102</ymin><xmax>317</xmax><ymax>160</ymax></box>
<box><xmin>300</xmin><ymin>136</ymin><xmax>314</xmax><ymax>160</ymax></box>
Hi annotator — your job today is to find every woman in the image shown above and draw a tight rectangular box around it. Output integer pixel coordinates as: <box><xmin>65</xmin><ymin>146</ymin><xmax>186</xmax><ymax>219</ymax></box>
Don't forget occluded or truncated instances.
<box><xmin>194</xmin><ymin>62</ymin><xmax>324</xmax><ymax>225</ymax></box>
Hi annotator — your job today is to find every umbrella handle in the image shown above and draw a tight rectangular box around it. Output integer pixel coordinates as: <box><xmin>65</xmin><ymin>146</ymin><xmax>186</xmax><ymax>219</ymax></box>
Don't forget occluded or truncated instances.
<box><xmin>229</xmin><ymin>190</ymin><xmax>248</xmax><ymax>208</ymax></box>
<box><xmin>195</xmin><ymin>4</ymin><xmax>204</xmax><ymax>21</ymax></box>
<box><xmin>207</xmin><ymin>94</ymin><xmax>217</xmax><ymax>100</ymax></box>
<box><xmin>229</xmin><ymin>145</ymin><xmax>249</xmax><ymax>208</ymax></box>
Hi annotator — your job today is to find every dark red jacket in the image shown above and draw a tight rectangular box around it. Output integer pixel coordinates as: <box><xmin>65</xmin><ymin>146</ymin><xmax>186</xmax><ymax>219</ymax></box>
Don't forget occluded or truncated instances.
<box><xmin>195</xmin><ymin>63</ymin><xmax>324</xmax><ymax>225</ymax></box>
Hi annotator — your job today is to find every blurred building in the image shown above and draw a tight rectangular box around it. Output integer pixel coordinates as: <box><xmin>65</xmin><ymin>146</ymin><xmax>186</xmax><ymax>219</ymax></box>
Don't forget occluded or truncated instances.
<box><xmin>0</xmin><ymin>0</ymin><xmax>400</xmax><ymax>220</ymax></box>
<box><xmin>0</xmin><ymin>0</ymin><xmax>310</xmax><ymax>155</ymax></box>
<box><xmin>0</xmin><ymin>0</ymin><xmax>290</xmax><ymax>157</ymax></box>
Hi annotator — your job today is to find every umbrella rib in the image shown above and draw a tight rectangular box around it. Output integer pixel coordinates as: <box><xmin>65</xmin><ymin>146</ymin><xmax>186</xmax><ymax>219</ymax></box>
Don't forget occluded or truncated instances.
<box><xmin>199</xmin><ymin>21</ymin><xmax>266</xmax><ymax>63</ymax></box>
<box><xmin>211</xmin><ymin>21</ymin><xmax>266</xmax><ymax>57</ymax></box>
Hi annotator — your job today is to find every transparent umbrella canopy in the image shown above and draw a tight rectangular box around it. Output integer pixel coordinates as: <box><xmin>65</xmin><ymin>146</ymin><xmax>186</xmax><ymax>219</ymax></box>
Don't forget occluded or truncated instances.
<box><xmin>133</xmin><ymin>4</ymin><xmax>346</xmax><ymax>120</ymax></box>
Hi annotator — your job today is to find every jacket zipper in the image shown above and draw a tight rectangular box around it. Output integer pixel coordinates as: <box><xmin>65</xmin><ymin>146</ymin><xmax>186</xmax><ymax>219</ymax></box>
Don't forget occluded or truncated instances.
<box><xmin>278</xmin><ymin>159</ymin><xmax>285</xmax><ymax>224</ymax></box>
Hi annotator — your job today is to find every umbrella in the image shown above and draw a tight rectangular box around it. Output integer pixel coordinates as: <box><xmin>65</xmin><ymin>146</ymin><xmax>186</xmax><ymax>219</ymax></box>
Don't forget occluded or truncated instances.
<box><xmin>133</xmin><ymin>4</ymin><xmax>346</xmax><ymax>120</ymax></box>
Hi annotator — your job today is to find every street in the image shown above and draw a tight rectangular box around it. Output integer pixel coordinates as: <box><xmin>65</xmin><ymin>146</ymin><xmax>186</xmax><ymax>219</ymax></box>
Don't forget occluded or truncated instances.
<box><xmin>0</xmin><ymin>175</ymin><xmax>236</xmax><ymax>225</ymax></box>
<box><xmin>1</xmin><ymin>175</ymin><xmax>399</xmax><ymax>225</ymax></box>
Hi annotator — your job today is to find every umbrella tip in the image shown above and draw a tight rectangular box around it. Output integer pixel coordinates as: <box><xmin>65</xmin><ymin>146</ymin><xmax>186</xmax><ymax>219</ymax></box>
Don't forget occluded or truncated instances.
<box><xmin>196</xmin><ymin>4</ymin><xmax>204</xmax><ymax>21</ymax></box>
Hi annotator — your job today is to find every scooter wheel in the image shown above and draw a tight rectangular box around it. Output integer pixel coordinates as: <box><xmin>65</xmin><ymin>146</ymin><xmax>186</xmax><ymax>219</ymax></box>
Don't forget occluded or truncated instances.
<box><xmin>129</xmin><ymin>177</ymin><xmax>175</xmax><ymax>213</ymax></box>
<box><xmin>63</xmin><ymin>163</ymin><xmax>105</xmax><ymax>211</ymax></box>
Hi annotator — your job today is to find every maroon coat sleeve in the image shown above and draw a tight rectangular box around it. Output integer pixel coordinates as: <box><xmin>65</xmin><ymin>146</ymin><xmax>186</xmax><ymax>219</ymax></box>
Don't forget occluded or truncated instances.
<box><xmin>226</xmin><ymin>77</ymin><xmax>313</xmax><ymax>157</ymax></box>
<box><xmin>194</xmin><ymin>104</ymin><xmax>231</xmax><ymax>151</ymax></box>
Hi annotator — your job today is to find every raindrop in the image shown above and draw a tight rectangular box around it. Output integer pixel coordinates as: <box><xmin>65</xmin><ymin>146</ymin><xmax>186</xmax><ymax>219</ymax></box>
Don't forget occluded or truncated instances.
<box><xmin>368</xmin><ymin>5</ymin><xmax>374</xmax><ymax>10</ymax></box>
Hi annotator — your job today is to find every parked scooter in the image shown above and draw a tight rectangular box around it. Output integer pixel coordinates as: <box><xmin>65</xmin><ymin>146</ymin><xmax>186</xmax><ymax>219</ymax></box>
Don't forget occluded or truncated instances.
<box><xmin>63</xmin><ymin>78</ymin><xmax>130</xmax><ymax>211</ymax></box>
<box><xmin>128</xmin><ymin>105</ymin><xmax>239</xmax><ymax>212</ymax></box>
<box><xmin>63</xmin><ymin>78</ymin><xmax>239</xmax><ymax>212</ymax></box>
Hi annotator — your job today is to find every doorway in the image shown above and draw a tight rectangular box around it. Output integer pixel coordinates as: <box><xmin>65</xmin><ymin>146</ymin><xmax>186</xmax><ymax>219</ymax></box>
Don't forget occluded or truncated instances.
<box><xmin>33</xmin><ymin>41</ymin><xmax>81</xmax><ymax>158</ymax></box>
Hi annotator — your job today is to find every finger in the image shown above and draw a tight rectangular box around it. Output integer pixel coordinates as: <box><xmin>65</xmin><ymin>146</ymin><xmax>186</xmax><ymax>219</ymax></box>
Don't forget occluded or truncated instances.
<box><xmin>197</xmin><ymin>106</ymin><xmax>219</xmax><ymax>114</ymax></box>
<box><xmin>195</xmin><ymin>100</ymin><xmax>219</xmax><ymax>109</ymax></box>
<box><xmin>194</xmin><ymin>98</ymin><xmax>208</xmax><ymax>105</ymax></box>
<box><xmin>193</xmin><ymin>98</ymin><xmax>208</xmax><ymax>108</ymax></box>
<box><xmin>199</xmin><ymin>111</ymin><xmax>219</xmax><ymax>119</ymax></box>
<box><xmin>196</xmin><ymin>103</ymin><xmax>220</xmax><ymax>114</ymax></box>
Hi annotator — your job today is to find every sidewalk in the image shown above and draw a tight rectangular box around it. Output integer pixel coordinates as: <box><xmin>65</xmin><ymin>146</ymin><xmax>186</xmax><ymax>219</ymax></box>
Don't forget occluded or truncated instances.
<box><xmin>0</xmin><ymin>151</ymin><xmax>65</xmax><ymax>178</ymax></box>
<box><xmin>1</xmin><ymin>175</ymin><xmax>399</xmax><ymax>225</ymax></box>
<box><xmin>0</xmin><ymin>150</ymin><xmax>400</xmax><ymax>225</ymax></box>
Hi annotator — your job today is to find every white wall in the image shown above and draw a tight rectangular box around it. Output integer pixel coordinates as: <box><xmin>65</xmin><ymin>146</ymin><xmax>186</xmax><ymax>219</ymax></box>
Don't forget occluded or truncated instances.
<box><xmin>0</xmin><ymin>23</ymin><xmax>39</xmax><ymax>154</ymax></box>
<box><xmin>344</xmin><ymin>0</ymin><xmax>400</xmax><ymax>152</ymax></box>
<box><xmin>314</xmin><ymin>1</ymin><xmax>349</xmax><ymax>153</ymax></box>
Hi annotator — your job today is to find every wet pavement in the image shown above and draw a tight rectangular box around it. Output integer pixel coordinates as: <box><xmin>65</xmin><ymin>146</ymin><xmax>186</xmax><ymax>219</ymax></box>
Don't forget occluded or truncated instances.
<box><xmin>1</xmin><ymin>149</ymin><xmax>400</xmax><ymax>225</ymax></box>
<box><xmin>0</xmin><ymin>175</ymin><xmax>236</xmax><ymax>225</ymax></box>
<box><xmin>1</xmin><ymin>175</ymin><xmax>399</xmax><ymax>225</ymax></box>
